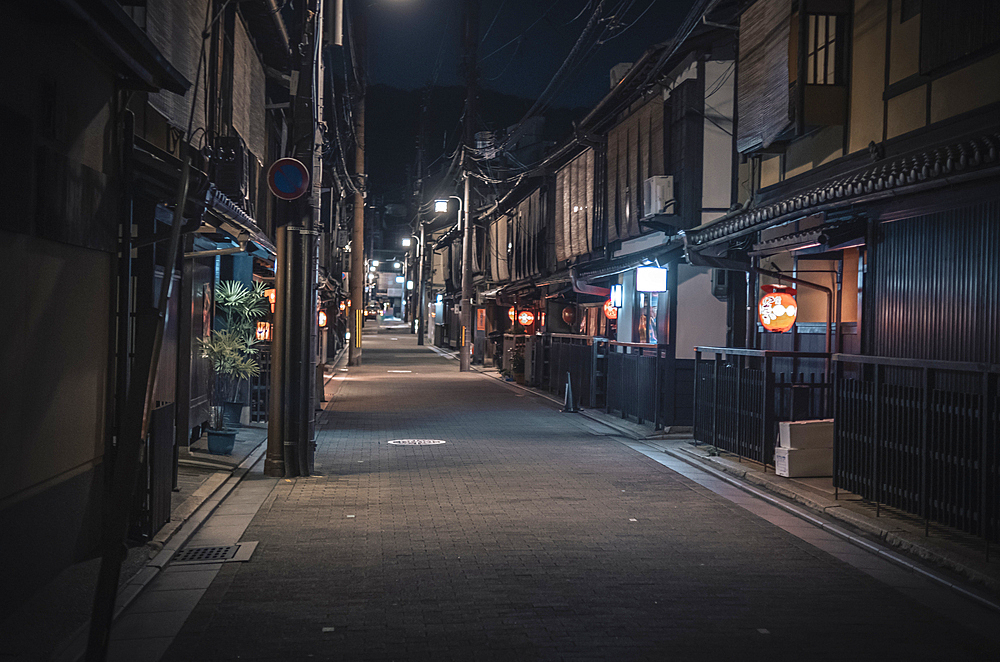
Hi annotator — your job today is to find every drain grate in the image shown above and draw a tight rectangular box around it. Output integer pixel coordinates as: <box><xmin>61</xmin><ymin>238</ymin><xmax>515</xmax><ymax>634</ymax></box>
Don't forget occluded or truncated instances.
<box><xmin>171</xmin><ymin>541</ymin><xmax>258</xmax><ymax>565</ymax></box>
<box><xmin>387</xmin><ymin>439</ymin><xmax>447</xmax><ymax>446</ymax></box>
<box><xmin>173</xmin><ymin>545</ymin><xmax>237</xmax><ymax>563</ymax></box>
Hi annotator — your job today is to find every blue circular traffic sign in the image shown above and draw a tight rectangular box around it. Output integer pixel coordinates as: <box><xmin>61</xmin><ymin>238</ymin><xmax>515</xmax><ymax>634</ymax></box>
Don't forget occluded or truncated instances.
<box><xmin>267</xmin><ymin>158</ymin><xmax>310</xmax><ymax>200</ymax></box>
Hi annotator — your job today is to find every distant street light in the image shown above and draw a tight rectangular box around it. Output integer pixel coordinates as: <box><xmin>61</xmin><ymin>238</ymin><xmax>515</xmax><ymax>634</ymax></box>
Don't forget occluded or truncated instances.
<box><xmin>401</xmin><ymin>237</ymin><xmax>412</xmax><ymax>247</ymax></box>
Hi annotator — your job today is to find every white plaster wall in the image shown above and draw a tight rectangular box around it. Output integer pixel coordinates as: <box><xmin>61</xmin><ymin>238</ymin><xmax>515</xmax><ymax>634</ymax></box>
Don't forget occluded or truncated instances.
<box><xmin>675</xmin><ymin>264</ymin><xmax>728</xmax><ymax>359</ymax></box>
<box><xmin>702</xmin><ymin>59</ymin><xmax>735</xmax><ymax>215</ymax></box>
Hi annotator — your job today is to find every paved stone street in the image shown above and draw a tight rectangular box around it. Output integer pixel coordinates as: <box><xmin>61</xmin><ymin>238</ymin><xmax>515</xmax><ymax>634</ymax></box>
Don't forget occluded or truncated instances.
<box><xmin>151</xmin><ymin>331</ymin><xmax>997</xmax><ymax>661</ymax></box>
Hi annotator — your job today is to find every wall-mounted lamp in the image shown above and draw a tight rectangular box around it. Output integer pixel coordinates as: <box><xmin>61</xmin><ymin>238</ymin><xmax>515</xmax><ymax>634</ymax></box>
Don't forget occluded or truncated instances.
<box><xmin>610</xmin><ymin>284</ymin><xmax>623</xmax><ymax>308</ymax></box>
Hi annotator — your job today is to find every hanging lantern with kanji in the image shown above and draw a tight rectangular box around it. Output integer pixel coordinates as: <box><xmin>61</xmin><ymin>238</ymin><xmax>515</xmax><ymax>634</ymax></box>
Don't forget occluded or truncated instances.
<box><xmin>603</xmin><ymin>299</ymin><xmax>618</xmax><ymax>320</ymax></box>
<box><xmin>517</xmin><ymin>310</ymin><xmax>535</xmax><ymax>326</ymax></box>
<box><xmin>758</xmin><ymin>284</ymin><xmax>797</xmax><ymax>332</ymax></box>
<box><xmin>318</xmin><ymin>310</ymin><xmax>328</xmax><ymax>328</ymax></box>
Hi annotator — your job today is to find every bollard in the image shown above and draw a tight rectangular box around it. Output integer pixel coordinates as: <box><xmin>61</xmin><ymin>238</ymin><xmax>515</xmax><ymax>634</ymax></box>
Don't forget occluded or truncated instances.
<box><xmin>562</xmin><ymin>371</ymin><xmax>579</xmax><ymax>413</ymax></box>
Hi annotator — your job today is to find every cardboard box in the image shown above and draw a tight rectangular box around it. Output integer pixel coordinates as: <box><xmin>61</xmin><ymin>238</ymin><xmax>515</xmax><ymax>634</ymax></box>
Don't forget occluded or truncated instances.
<box><xmin>774</xmin><ymin>447</ymin><xmax>833</xmax><ymax>478</ymax></box>
<box><xmin>778</xmin><ymin>419</ymin><xmax>834</xmax><ymax>449</ymax></box>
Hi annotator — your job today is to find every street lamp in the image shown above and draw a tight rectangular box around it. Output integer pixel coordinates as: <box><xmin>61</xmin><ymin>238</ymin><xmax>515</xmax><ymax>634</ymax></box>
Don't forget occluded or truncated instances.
<box><xmin>401</xmin><ymin>237</ymin><xmax>412</xmax><ymax>247</ymax></box>
<box><xmin>434</xmin><ymin>196</ymin><xmax>462</xmax><ymax>216</ymax></box>
<box><xmin>435</xmin><ymin>194</ymin><xmax>469</xmax><ymax>371</ymax></box>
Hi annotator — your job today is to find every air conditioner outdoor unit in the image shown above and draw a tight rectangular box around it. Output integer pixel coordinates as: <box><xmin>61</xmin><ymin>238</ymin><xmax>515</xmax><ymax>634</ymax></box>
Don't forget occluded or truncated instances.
<box><xmin>642</xmin><ymin>175</ymin><xmax>675</xmax><ymax>218</ymax></box>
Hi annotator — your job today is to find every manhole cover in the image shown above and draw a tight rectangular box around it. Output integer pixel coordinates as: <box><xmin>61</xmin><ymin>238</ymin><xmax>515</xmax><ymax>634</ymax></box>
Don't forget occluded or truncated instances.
<box><xmin>387</xmin><ymin>439</ymin><xmax>447</xmax><ymax>446</ymax></box>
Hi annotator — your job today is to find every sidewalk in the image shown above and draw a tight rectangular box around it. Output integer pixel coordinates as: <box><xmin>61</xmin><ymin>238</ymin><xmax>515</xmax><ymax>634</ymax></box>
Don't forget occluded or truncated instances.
<box><xmin>471</xmin><ymin>363</ymin><xmax>1000</xmax><ymax>597</ymax></box>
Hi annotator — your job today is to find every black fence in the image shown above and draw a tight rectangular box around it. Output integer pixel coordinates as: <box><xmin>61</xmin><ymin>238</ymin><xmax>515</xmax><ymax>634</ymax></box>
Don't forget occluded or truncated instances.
<box><xmin>546</xmin><ymin>334</ymin><xmax>601</xmax><ymax>406</ymax></box>
<box><xmin>606</xmin><ymin>343</ymin><xmax>661</xmax><ymax>425</ymax></box>
<box><xmin>693</xmin><ymin>348</ymin><xmax>832</xmax><ymax>467</ymax></box>
<box><xmin>250</xmin><ymin>345</ymin><xmax>270</xmax><ymax>423</ymax></box>
<box><xmin>834</xmin><ymin>354</ymin><xmax>999</xmax><ymax>546</ymax></box>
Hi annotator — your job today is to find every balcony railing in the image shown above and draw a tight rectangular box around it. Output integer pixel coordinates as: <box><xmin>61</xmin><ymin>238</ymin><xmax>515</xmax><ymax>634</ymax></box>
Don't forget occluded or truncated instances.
<box><xmin>833</xmin><ymin>354</ymin><xmax>1000</xmax><ymax>547</ymax></box>
<box><xmin>693</xmin><ymin>347</ymin><xmax>833</xmax><ymax>468</ymax></box>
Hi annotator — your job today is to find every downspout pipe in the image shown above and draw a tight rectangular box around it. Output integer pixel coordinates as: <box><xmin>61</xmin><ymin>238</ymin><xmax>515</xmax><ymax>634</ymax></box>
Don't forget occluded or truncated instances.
<box><xmin>183</xmin><ymin>235</ymin><xmax>249</xmax><ymax>258</ymax></box>
<box><xmin>264</xmin><ymin>0</ymin><xmax>292</xmax><ymax>56</ymax></box>
<box><xmin>570</xmin><ymin>267</ymin><xmax>611</xmax><ymax>298</ymax></box>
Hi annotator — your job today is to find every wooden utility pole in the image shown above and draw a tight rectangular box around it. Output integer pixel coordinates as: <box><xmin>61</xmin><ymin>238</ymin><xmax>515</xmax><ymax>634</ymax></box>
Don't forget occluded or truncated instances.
<box><xmin>348</xmin><ymin>0</ymin><xmax>366</xmax><ymax>366</ymax></box>
<box><xmin>459</xmin><ymin>0</ymin><xmax>479</xmax><ymax>372</ymax></box>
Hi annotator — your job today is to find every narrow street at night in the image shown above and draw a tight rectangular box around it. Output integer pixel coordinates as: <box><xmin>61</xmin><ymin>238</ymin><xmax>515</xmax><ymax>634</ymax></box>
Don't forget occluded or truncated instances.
<box><xmin>5</xmin><ymin>3</ymin><xmax>1000</xmax><ymax>659</ymax></box>
<box><xmin>90</xmin><ymin>327</ymin><xmax>996</xmax><ymax>661</ymax></box>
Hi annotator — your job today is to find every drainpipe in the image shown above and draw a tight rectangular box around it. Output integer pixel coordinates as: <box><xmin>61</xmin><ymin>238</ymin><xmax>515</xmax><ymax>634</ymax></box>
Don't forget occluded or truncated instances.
<box><xmin>570</xmin><ymin>267</ymin><xmax>611</xmax><ymax>298</ymax></box>
<box><xmin>183</xmin><ymin>234</ymin><xmax>250</xmax><ymax>258</ymax></box>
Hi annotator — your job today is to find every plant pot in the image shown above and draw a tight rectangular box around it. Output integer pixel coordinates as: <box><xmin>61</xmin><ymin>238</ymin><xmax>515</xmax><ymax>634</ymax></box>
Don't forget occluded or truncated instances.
<box><xmin>222</xmin><ymin>402</ymin><xmax>243</xmax><ymax>428</ymax></box>
<box><xmin>207</xmin><ymin>428</ymin><xmax>237</xmax><ymax>455</ymax></box>
<box><xmin>514</xmin><ymin>371</ymin><xmax>525</xmax><ymax>385</ymax></box>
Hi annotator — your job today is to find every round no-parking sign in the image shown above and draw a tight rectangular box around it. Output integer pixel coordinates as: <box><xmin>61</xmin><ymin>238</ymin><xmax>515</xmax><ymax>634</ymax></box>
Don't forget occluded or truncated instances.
<box><xmin>266</xmin><ymin>157</ymin><xmax>310</xmax><ymax>200</ymax></box>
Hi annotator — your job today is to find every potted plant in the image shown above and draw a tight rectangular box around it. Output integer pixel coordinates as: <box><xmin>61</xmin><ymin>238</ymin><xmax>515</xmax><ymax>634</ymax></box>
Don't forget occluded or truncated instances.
<box><xmin>198</xmin><ymin>280</ymin><xmax>267</xmax><ymax>453</ymax></box>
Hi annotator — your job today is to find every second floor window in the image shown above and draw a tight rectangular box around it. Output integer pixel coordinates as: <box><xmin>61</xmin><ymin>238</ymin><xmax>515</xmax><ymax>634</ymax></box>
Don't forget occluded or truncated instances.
<box><xmin>807</xmin><ymin>14</ymin><xmax>843</xmax><ymax>85</ymax></box>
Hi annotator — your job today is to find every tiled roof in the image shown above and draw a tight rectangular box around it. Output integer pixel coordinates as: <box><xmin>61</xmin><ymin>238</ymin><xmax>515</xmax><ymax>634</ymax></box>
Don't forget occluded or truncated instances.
<box><xmin>686</xmin><ymin>131</ymin><xmax>1000</xmax><ymax>247</ymax></box>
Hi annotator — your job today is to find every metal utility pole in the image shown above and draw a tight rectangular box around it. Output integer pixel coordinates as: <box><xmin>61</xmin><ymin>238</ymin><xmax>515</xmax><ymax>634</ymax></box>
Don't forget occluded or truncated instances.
<box><xmin>417</xmin><ymin>221</ymin><xmax>427</xmax><ymax>345</ymax></box>
<box><xmin>266</xmin><ymin>0</ymin><xmax>323</xmax><ymax>477</ymax></box>
<box><xmin>459</xmin><ymin>0</ymin><xmax>479</xmax><ymax>372</ymax></box>
<box><xmin>348</xmin><ymin>0</ymin><xmax>366</xmax><ymax>366</ymax></box>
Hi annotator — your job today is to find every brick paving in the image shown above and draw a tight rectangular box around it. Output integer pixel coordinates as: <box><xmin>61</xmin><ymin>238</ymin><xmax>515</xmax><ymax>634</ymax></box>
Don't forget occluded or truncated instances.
<box><xmin>162</xmin><ymin>333</ymin><xmax>996</xmax><ymax>661</ymax></box>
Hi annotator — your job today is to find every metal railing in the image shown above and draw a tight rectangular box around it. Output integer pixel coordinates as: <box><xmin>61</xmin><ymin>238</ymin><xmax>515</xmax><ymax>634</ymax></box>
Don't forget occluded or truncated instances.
<box><xmin>694</xmin><ymin>347</ymin><xmax>832</xmax><ymax>468</ymax></box>
<box><xmin>250</xmin><ymin>345</ymin><xmax>271</xmax><ymax>423</ymax></box>
<box><xmin>833</xmin><ymin>354</ymin><xmax>999</xmax><ymax>548</ymax></box>
<box><xmin>606</xmin><ymin>343</ymin><xmax>662</xmax><ymax>426</ymax></box>
<box><xmin>546</xmin><ymin>334</ymin><xmax>601</xmax><ymax>406</ymax></box>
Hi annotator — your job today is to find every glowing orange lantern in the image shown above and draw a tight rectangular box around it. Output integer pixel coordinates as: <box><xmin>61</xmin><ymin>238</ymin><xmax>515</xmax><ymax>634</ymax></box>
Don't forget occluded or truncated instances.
<box><xmin>318</xmin><ymin>310</ymin><xmax>328</xmax><ymax>327</ymax></box>
<box><xmin>518</xmin><ymin>310</ymin><xmax>535</xmax><ymax>326</ymax></box>
<box><xmin>339</xmin><ymin>301</ymin><xmax>346</xmax><ymax>312</ymax></box>
<box><xmin>758</xmin><ymin>285</ymin><xmax>797</xmax><ymax>332</ymax></box>
<box><xmin>265</xmin><ymin>288</ymin><xmax>276</xmax><ymax>313</ymax></box>
<box><xmin>256</xmin><ymin>321</ymin><xmax>272</xmax><ymax>341</ymax></box>
<box><xmin>508</xmin><ymin>308</ymin><xmax>516</xmax><ymax>322</ymax></box>
<box><xmin>603</xmin><ymin>299</ymin><xmax>618</xmax><ymax>320</ymax></box>
<box><xmin>562</xmin><ymin>306</ymin><xmax>576</xmax><ymax>325</ymax></box>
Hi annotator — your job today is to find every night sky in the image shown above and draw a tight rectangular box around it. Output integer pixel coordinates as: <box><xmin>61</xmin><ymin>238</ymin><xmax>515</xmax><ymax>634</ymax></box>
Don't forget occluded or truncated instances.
<box><xmin>366</xmin><ymin>0</ymin><xmax>697</xmax><ymax>110</ymax></box>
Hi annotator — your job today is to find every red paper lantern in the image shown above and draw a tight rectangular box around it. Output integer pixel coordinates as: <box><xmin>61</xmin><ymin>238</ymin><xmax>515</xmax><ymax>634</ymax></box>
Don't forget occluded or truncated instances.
<box><xmin>603</xmin><ymin>299</ymin><xmax>618</xmax><ymax>320</ymax></box>
<box><xmin>318</xmin><ymin>310</ymin><xmax>328</xmax><ymax>327</ymax></box>
<box><xmin>518</xmin><ymin>310</ymin><xmax>535</xmax><ymax>326</ymax></box>
<box><xmin>508</xmin><ymin>308</ymin><xmax>516</xmax><ymax>322</ymax></box>
<box><xmin>758</xmin><ymin>285</ymin><xmax>797</xmax><ymax>332</ymax></box>
<box><xmin>265</xmin><ymin>288</ymin><xmax>277</xmax><ymax>313</ymax></box>
<box><xmin>561</xmin><ymin>306</ymin><xmax>576</xmax><ymax>325</ymax></box>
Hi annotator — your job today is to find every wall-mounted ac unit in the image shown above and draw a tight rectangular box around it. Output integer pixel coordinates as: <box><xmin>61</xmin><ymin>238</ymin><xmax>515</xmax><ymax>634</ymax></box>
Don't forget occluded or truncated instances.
<box><xmin>642</xmin><ymin>175</ymin><xmax>675</xmax><ymax>218</ymax></box>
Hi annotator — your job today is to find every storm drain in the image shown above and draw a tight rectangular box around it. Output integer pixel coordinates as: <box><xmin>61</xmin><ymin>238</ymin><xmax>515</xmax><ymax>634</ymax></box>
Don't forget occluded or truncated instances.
<box><xmin>387</xmin><ymin>439</ymin><xmax>447</xmax><ymax>446</ymax></box>
<box><xmin>172</xmin><ymin>541</ymin><xmax>258</xmax><ymax>565</ymax></box>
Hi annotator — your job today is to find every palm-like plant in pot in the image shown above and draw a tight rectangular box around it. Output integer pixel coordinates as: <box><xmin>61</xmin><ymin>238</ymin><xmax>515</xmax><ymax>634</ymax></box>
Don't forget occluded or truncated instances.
<box><xmin>198</xmin><ymin>280</ymin><xmax>267</xmax><ymax>451</ymax></box>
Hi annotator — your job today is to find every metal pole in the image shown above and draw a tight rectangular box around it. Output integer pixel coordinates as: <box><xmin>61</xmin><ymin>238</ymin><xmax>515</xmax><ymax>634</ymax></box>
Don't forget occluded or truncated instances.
<box><xmin>417</xmin><ymin>223</ymin><xmax>426</xmax><ymax>345</ymax></box>
<box><xmin>460</xmin><ymin>172</ymin><xmax>472</xmax><ymax>371</ymax></box>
